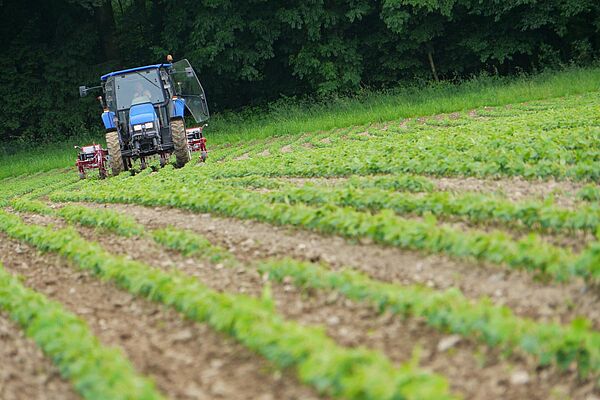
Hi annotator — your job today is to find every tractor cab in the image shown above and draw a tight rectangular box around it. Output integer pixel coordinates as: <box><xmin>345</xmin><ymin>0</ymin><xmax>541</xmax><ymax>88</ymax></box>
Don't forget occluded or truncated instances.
<box><xmin>79</xmin><ymin>56</ymin><xmax>210</xmax><ymax>175</ymax></box>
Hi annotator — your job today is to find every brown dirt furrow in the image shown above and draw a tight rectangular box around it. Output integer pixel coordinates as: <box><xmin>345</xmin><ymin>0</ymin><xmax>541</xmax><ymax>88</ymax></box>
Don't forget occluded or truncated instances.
<box><xmin>0</xmin><ymin>313</ymin><xmax>79</xmax><ymax>400</ymax></box>
<box><xmin>431</xmin><ymin>176</ymin><xmax>584</xmax><ymax>208</ymax></box>
<box><xmin>279</xmin><ymin>175</ymin><xmax>584</xmax><ymax>208</ymax></box>
<box><xmin>243</xmin><ymin>188</ymin><xmax>594</xmax><ymax>251</ymax></box>
<box><xmin>0</xmin><ymin>232</ymin><xmax>321</xmax><ymax>400</ymax></box>
<box><xmin>28</xmin><ymin>211</ymin><xmax>599</xmax><ymax>400</ymax></box>
<box><xmin>74</xmin><ymin>202</ymin><xmax>600</xmax><ymax>330</ymax></box>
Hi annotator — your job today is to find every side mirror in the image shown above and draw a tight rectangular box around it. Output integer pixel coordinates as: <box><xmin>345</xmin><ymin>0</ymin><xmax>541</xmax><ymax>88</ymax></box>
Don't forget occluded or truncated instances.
<box><xmin>79</xmin><ymin>86</ymin><xmax>88</xmax><ymax>98</ymax></box>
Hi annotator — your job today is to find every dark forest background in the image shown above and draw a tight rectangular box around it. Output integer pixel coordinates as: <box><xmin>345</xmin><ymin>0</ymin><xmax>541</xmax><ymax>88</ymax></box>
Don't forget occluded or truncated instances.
<box><xmin>0</xmin><ymin>0</ymin><xmax>598</xmax><ymax>144</ymax></box>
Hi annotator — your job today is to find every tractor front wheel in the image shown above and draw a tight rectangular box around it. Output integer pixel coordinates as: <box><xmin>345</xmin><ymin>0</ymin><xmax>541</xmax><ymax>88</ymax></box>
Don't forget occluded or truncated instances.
<box><xmin>106</xmin><ymin>131</ymin><xmax>124</xmax><ymax>176</ymax></box>
<box><xmin>171</xmin><ymin>119</ymin><xmax>190</xmax><ymax>167</ymax></box>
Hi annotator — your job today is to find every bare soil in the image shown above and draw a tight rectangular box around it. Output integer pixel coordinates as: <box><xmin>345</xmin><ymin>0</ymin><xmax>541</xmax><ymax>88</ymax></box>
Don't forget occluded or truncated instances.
<box><xmin>78</xmin><ymin>202</ymin><xmax>600</xmax><ymax>331</ymax></box>
<box><xmin>241</xmin><ymin>186</ymin><xmax>593</xmax><ymax>251</ymax></box>
<box><xmin>280</xmin><ymin>175</ymin><xmax>584</xmax><ymax>209</ymax></box>
<box><xmin>0</xmin><ymin>232</ymin><xmax>321</xmax><ymax>400</ymax></box>
<box><xmin>0</xmin><ymin>312</ymin><xmax>79</xmax><ymax>400</ymax></box>
<box><xmin>25</xmin><ymin>210</ymin><xmax>598</xmax><ymax>400</ymax></box>
<box><xmin>431</xmin><ymin>176</ymin><xmax>584</xmax><ymax>208</ymax></box>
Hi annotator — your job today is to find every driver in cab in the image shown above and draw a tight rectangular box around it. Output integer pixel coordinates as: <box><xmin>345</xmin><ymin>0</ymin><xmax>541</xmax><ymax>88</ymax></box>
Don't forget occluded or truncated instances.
<box><xmin>131</xmin><ymin>82</ymin><xmax>152</xmax><ymax>105</ymax></box>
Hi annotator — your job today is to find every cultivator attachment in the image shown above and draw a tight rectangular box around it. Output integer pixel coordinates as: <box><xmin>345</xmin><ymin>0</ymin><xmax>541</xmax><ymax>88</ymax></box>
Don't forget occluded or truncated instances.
<box><xmin>75</xmin><ymin>144</ymin><xmax>108</xmax><ymax>179</ymax></box>
<box><xmin>186</xmin><ymin>125</ymin><xmax>208</xmax><ymax>162</ymax></box>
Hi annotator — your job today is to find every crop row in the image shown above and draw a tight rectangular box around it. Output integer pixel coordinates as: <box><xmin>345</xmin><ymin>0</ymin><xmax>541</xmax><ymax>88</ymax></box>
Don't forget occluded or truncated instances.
<box><xmin>0</xmin><ymin>262</ymin><xmax>163</xmax><ymax>400</ymax></box>
<box><xmin>49</xmin><ymin>182</ymin><xmax>594</xmax><ymax>282</ymax></box>
<box><xmin>10</xmin><ymin>199</ymin><xmax>238</xmax><ymax>268</ymax></box>
<box><xmin>30</xmin><ymin>199</ymin><xmax>600</xmax><ymax>382</ymax></box>
<box><xmin>0</xmin><ymin>209</ymin><xmax>456</xmax><ymax>400</ymax></box>
<box><xmin>117</xmin><ymin>220</ymin><xmax>600</xmax><ymax>379</ymax></box>
<box><xmin>207</xmin><ymin>174</ymin><xmax>596</xmax><ymax>235</ymax></box>
<box><xmin>258</xmin><ymin>258</ymin><xmax>600</xmax><ymax>379</ymax></box>
<box><xmin>258</xmin><ymin>182</ymin><xmax>600</xmax><ymax>234</ymax></box>
<box><xmin>0</xmin><ymin>169</ymin><xmax>74</xmax><ymax>206</ymax></box>
<box><xmin>578</xmin><ymin>184</ymin><xmax>600</xmax><ymax>202</ymax></box>
<box><xmin>152</xmin><ymin>226</ymin><xmax>238</xmax><ymax>265</ymax></box>
<box><xmin>196</xmin><ymin>95</ymin><xmax>600</xmax><ymax>181</ymax></box>
<box><xmin>217</xmin><ymin>173</ymin><xmax>436</xmax><ymax>193</ymax></box>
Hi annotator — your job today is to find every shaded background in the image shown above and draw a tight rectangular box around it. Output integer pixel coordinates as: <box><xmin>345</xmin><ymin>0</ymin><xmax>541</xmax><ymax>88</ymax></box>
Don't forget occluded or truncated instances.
<box><xmin>0</xmin><ymin>0</ymin><xmax>598</xmax><ymax>144</ymax></box>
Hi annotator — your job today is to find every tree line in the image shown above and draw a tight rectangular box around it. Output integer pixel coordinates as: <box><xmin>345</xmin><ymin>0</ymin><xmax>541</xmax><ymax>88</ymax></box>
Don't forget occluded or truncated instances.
<box><xmin>0</xmin><ymin>0</ymin><xmax>598</xmax><ymax>143</ymax></box>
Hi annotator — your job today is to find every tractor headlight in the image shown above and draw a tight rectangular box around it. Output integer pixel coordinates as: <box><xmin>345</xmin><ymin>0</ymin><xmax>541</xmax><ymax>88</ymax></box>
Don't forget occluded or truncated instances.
<box><xmin>133</xmin><ymin>124</ymin><xmax>142</xmax><ymax>131</ymax></box>
<box><xmin>144</xmin><ymin>122</ymin><xmax>154</xmax><ymax>129</ymax></box>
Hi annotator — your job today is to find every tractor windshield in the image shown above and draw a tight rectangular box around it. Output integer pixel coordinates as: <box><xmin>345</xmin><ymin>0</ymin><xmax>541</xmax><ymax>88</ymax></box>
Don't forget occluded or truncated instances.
<box><xmin>171</xmin><ymin>59</ymin><xmax>210</xmax><ymax>122</ymax></box>
<box><xmin>114</xmin><ymin>69</ymin><xmax>165</xmax><ymax>111</ymax></box>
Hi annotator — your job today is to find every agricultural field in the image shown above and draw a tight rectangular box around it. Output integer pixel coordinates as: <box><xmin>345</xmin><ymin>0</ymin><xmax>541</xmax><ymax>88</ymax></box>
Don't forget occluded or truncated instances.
<box><xmin>1</xmin><ymin>89</ymin><xmax>600</xmax><ymax>400</ymax></box>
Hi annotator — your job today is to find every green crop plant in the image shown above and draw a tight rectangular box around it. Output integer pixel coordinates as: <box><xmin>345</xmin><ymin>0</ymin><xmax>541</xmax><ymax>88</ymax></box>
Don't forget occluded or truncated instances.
<box><xmin>0</xmin><ymin>209</ymin><xmax>457</xmax><ymax>400</ymax></box>
<box><xmin>57</xmin><ymin>205</ymin><xmax>145</xmax><ymax>237</ymax></box>
<box><xmin>0</xmin><ymin>263</ymin><xmax>164</xmax><ymax>400</ymax></box>
<box><xmin>258</xmin><ymin>258</ymin><xmax>600</xmax><ymax>380</ymax></box>
<box><xmin>50</xmin><ymin>181</ymin><xmax>586</xmax><ymax>283</ymax></box>
<box><xmin>151</xmin><ymin>227</ymin><xmax>237</xmax><ymax>265</ymax></box>
<box><xmin>13</xmin><ymin>198</ymin><xmax>600</xmax><ymax>386</ymax></box>
<box><xmin>263</xmin><ymin>184</ymin><xmax>600</xmax><ymax>234</ymax></box>
<box><xmin>578</xmin><ymin>185</ymin><xmax>600</xmax><ymax>202</ymax></box>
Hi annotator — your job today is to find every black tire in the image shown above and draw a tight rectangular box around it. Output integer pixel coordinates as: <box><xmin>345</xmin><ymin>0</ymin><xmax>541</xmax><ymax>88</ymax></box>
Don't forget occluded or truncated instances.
<box><xmin>201</xmin><ymin>151</ymin><xmax>207</xmax><ymax>162</ymax></box>
<box><xmin>171</xmin><ymin>119</ymin><xmax>190</xmax><ymax>167</ymax></box>
<box><xmin>105</xmin><ymin>130</ymin><xmax>124</xmax><ymax>176</ymax></box>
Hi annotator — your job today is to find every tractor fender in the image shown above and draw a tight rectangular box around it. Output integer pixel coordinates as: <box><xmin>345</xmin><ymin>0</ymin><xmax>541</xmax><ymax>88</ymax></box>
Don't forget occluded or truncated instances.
<box><xmin>171</xmin><ymin>97</ymin><xmax>186</xmax><ymax>119</ymax></box>
<box><xmin>101</xmin><ymin>110</ymin><xmax>116</xmax><ymax>130</ymax></box>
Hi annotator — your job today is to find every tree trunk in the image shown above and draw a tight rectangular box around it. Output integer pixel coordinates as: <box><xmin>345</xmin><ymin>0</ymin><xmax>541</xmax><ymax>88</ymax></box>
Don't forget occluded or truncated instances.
<box><xmin>94</xmin><ymin>0</ymin><xmax>118</xmax><ymax>61</ymax></box>
<box><xmin>427</xmin><ymin>51</ymin><xmax>439</xmax><ymax>82</ymax></box>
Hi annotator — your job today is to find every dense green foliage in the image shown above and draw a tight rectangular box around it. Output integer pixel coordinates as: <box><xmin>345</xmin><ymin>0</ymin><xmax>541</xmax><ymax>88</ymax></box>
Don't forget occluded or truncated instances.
<box><xmin>2</xmin><ymin>67</ymin><xmax>600</xmax><ymax>179</ymax></box>
<box><xmin>0</xmin><ymin>0</ymin><xmax>598</xmax><ymax>146</ymax></box>
<box><xmin>0</xmin><ymin>263</ymin><xmax>164</xmax><ymax>399</ymax></box>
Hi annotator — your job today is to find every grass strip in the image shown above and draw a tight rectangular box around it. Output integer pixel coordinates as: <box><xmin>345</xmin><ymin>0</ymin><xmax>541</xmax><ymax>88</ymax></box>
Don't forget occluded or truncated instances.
<box><xmin>0</xmin><ymin>263</ymin><xmax>164</xmax><ymax>400</ymax></box>
<box><xmin>58</xmin><ymin>204</ymin><xmax>145</xmax><ymax>237</ymax></box>
<box><xmin>0</xmin><ymin>209</ymin><xmax>457</xmax><ymax>400</ymax></box>
<box><xmin>0</xmin><ymin>170</ymin><xmax>72</xmax><ymax>206</ymax></box>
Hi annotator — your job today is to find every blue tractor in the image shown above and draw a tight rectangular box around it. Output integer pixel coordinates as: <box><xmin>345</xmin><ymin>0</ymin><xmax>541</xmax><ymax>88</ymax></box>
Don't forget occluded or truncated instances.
<box><xmin>79</xmin><ymin>56</ymin><xmax>209</xmax><ymax>175</ymax></box>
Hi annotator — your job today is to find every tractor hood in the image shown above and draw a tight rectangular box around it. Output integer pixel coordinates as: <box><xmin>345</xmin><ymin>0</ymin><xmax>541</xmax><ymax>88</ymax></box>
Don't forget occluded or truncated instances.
<box><xmin>129</xmin><ymin>103</ymin><xmax>157</xmax><ymax>125</ymax></box>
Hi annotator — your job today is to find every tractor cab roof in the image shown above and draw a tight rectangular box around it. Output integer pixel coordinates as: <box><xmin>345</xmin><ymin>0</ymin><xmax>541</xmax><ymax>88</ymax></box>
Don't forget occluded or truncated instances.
<box><xmin>100</xmin><ymin>63</ymin><xmax>172</xmax><ymax>81</ymax></box>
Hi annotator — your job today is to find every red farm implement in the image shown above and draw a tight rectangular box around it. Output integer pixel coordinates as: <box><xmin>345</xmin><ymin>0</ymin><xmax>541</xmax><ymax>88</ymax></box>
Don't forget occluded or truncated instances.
<box><xmin>186</xmin><ymin>124</ymin><xmax>208</xmax><ymax>162</ymax></box>
<box><xmin>75</xmin><ymin>144</ymin><xmax>108</xmax><ymax>179</ymax></box>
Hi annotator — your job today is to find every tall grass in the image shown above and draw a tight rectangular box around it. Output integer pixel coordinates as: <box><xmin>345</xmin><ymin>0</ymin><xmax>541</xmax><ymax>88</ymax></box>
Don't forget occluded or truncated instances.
<box><xmin>207</xmin><ymin>66</ymin><xmax>600</xmax><ymax>144</ymax></box>
<box><xmin>1</xmin><ymin>66</ymin><xmax>599</xmax><ymax>180</ymax></box>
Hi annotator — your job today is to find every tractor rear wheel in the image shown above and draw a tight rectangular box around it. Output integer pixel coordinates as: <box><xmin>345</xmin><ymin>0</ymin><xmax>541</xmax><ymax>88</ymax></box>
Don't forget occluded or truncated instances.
<box><xmin>106</xmin><ymin>130</ymin><xmax>124</xmax><ymax>176</ymax></box>
<box><xmin>171</xmin><ymin>119</ymin><xmax>190</xmax><ymax>167</ymax></box>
